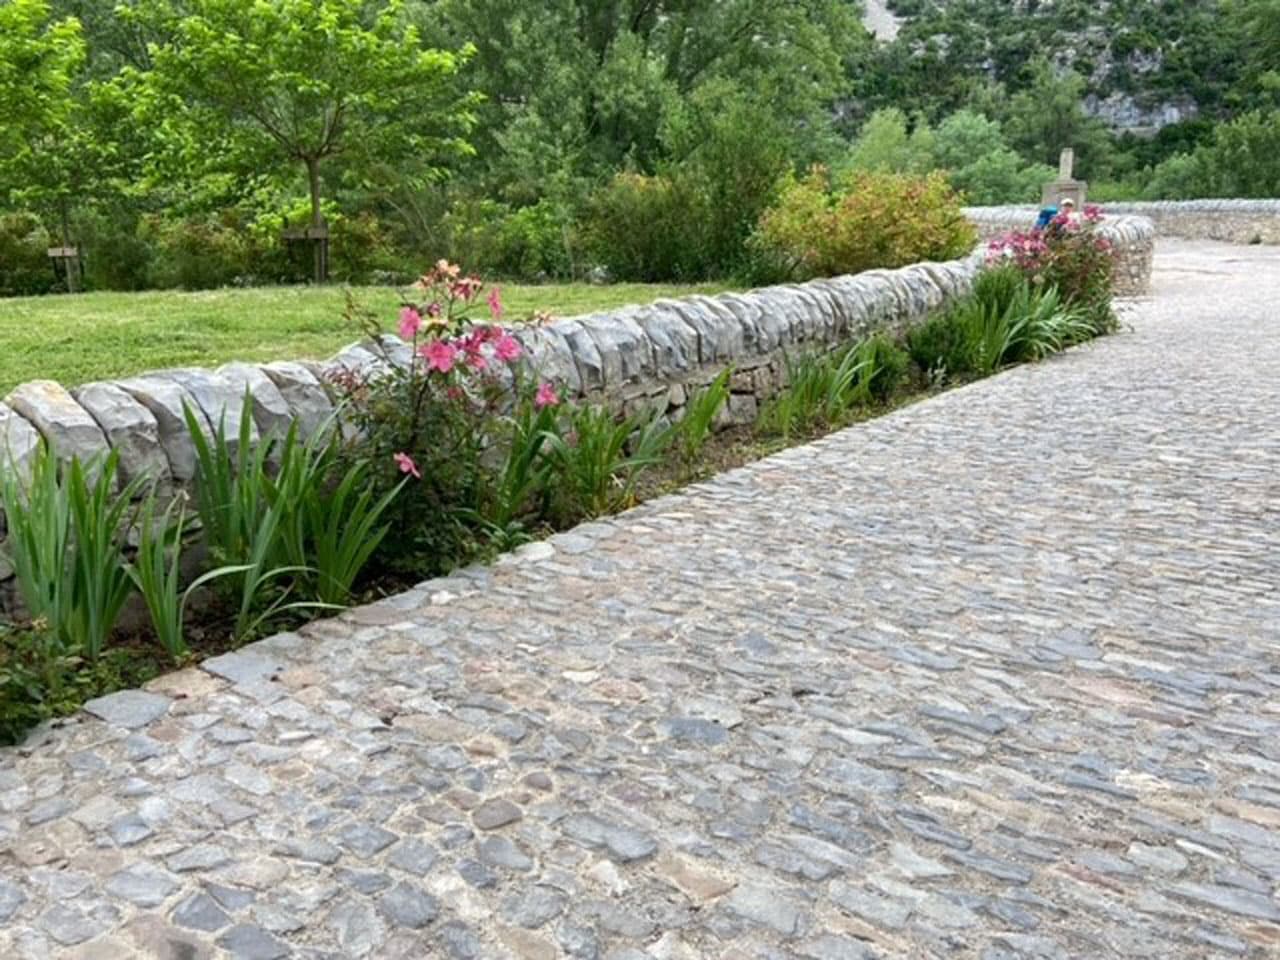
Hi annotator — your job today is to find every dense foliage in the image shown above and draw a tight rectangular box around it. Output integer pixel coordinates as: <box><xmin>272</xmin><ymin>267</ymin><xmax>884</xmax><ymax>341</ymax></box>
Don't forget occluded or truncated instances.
<box><xmin>752</xmin><ymin>169</ymin><xmax>976</xmax><ymax>281</ymax></box>
<box><xmin>0</xmin><ymin>0</ymin><xmax>1276</xmax><ymax>295</ymax></box>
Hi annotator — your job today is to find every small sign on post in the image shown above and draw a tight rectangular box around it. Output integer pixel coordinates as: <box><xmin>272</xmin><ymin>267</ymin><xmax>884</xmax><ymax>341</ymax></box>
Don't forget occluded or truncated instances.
<box><xmin>47</xmin><ymin>246</ymin><xmax>82</xmax><ymax>294</ymax></box>
<box><xmin>1041</xmin><ymin>148</ymin><xmax>1088</xmax><ymax>208</ymax></box>
<box><xmin>282</xmin><ymin>222</ymin><xmax>330</xmax><ymax>284</ymax></box>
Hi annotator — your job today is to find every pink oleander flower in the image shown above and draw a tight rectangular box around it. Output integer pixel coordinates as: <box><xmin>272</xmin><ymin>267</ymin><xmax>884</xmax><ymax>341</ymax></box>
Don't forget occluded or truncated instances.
<box><xmin>487</xmin><ymin>286</ymin><xmax>503</xmax><ymax>320</ymax></box>
<box><xmin>465</xmin><ymin>348</ymin><xmax>488</xmax><ymax>371</ymax></box>
<box><xmin>398</xmin><ymin>306</ymin><xmax>422</xmax><ymax>340</ymax></box>
<box><xmin>419</xmin><ymin>339</ymin><xmax>458</xmax><ymax>374</ymax></box>
<box><xmin>534</xmin><ymin>381</ymin><xmax>559</xmax><ymax>410</ymax></box>
<box><xmin>451</xmin><ymin>276</ymin><xmax>483</xmax><ymax>301</ymax></box>
<box><xmin>1084</xmin><ymin>204</ymin><xmax>1104</xmax><ymax>223</ymax></box>
<box><xmin>494</xmin><ymin>333</ymin><xmax>522</xmax><ymax>362</ymax></box>
<box><xmin>393</xmin><ymin>452</ymin><xmax>421</xmax><ymax>479</ymax></box>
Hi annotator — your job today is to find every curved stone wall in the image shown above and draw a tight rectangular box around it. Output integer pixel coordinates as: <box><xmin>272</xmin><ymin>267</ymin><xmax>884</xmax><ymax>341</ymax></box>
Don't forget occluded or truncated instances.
<box><xmin>965</xmin><ymin>209</ymin><xmax>1156</xmax><ymax>297</ymax></box>
<box><xmin>0</xmin><ymin>253</ymin><xmax>990</xmax><ymax>496</ymax></box>
<box><xmin>1102</xmin><ymin>200</ymin><xmax>1280</xmax><ymax>245</ymax></box>
<box><xmin>0</xmin><ymin>214</ymin><xmax>1152</xmax><ymax>492</ymax></box>
<box><xmin>969</xmin><ymin>199</ymin><xmax>1280</xmax><ymax>246</ymax></box>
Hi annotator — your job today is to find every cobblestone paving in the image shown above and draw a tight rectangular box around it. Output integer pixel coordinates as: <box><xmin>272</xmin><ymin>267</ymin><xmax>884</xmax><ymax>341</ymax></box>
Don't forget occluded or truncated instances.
<box><xmin>2</xmin><ymin>240</ymin><xmax>1279</xmax><ymax>959</ymax></box>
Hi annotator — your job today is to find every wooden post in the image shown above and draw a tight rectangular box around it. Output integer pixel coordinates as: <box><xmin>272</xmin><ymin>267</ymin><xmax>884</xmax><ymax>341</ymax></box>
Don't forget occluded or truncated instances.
<box><xmin>47</xmin><ymin>246</ymin><xmax>81</xmax><ymax>294</ymax></box>
<box><xmin>281</xmin><ymin>222</ymin><xmax>330</xmax><ymax>284</ymax></box>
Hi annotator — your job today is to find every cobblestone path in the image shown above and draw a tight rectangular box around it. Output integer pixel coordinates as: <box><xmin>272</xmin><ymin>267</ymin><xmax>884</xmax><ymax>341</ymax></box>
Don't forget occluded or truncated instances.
<box><xmin>2</xmin><ymin>241</ymin><xmax>1279</xmax><ymax>959</ymax></box>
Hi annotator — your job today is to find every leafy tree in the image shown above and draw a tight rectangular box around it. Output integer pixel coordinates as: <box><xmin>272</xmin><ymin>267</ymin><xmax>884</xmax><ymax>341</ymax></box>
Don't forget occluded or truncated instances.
<box><xmin>0</xmin><ymin>0</ymin><xmax>83</xmax><ymax>142</ymax></box>
<box><xmin>1003</xmin><ymin>60</ymin><xmax>1113</xmax><ymax>178</ymax></box>
<box><xmin>0</xmin><ymin>0</ymin><xmax>89</xmax><ymax>286</ymax></box>
<box><xmin>1146</xmin><ymin>111</ymin><xmax>1280</xmax><ymax>199</ymax></box>
<box><xmin>844</xmin><ymin>108</ymin><xmax>934</xmax><ymax>175</ymax></box>
<box><xmin>418</xmin><ymin>0</ymin><xmax>866</xmax><ymax>190</ymax></box>
<box><xmin>125</xmin><ymin>0</ymin><xmax>478</xmax><ymax>279</ymax></box>
<box><xmin>930</xmin><ymin>110</ymin><xmax>1051</xmax><ymax>205</ymax></box>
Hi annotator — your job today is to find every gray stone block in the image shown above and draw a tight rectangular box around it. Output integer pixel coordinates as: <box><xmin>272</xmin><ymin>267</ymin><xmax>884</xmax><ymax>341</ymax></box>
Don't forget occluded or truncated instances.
<box><xmin>513</xmin><ymin>326</ymin><xmax>582</xmax><ymax>396</ymax></box>
<box><xmin>6</xmin><ymin>379</ymin><xmax>110</xmax><ymax>469</ymax></box>
<box><xmin>557</xmin><ymin>320</ymin><xmax>608</xmax><ymax>393</ymax></box>
<box><xmin>216</xmin><ymin>362</ymin><xmax>293</xmax><ymax>440</ymax></box>
<box><xmin>260</xmin><ymin>361</ymin><xmax>335</xmax><ymax>440</ymax></box>
<box><xmin>158</xmin><ymin>369</ymin><xmax>258</xmax><ymax>456</ymax></box>
<box><xmin>634</xmin><ymin>305</ymin><xmax>699</xmax><ymax>375</ymax></box>
<box><xmin>579</xmin><ymin>309</ymin><xmax>654</xmax><ymax>387</ymax></box>
<box><xmin>116</xmin><ymin>374</ymin><xmax>213</xmax><ymax>484</ymax></box>
<box><xmin>73</xmin><ymin>382</ymin><xmax>170</xmax><ymax>486</ymax></box>
<box><xmin>83</xmin><ymin>689</ymin><xmax>171</xmax><ymax>728</ymax></box>
<box><xmin>659</xmin><ymin>298</ymin><xmax>742</xmax><ymax>364</ymax></box>
<box><xmin>0</xmin><ymin>401</ymin><xmax>42</xmax><ymax>478</ymax></box>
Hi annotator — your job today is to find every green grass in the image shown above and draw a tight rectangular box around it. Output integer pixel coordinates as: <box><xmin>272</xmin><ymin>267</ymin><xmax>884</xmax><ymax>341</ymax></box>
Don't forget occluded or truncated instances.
<box><xmin>0</xmin><ymin>282</ymin><xmax>732</xmax><ymax>394</ymax></box>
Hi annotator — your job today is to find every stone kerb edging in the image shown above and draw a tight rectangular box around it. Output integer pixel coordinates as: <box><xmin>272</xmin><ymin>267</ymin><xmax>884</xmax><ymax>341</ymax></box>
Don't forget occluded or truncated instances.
<box><xmin>964</xmin><ymin>209</ymin><xmax>1156</xmax><ymax>297</ymax></box>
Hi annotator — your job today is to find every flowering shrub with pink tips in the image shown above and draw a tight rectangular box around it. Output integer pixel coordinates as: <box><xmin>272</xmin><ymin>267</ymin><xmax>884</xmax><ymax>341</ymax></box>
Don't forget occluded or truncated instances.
<box><xmin>330</xmin><ymin>260</ymin><xmax>566</xmax><ymax>569</ymax></box>
<box><xmin>986</xmin><ymin>206</ymin><xmax>1116</xmax><ymax>333</ymax></box>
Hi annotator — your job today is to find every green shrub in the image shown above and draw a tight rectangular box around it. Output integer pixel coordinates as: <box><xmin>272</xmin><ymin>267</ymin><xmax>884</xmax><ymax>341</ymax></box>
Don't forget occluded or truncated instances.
<box><xmin>854</xmin><ymin>335</ymin><xmax>911</xmax><ymax>403</ymax></box>
<box><xmin>185</xmin><ymin>403</ymin><xmax>335</xmax><ymax>640</ymax></box>
<box><xmin>907</xmin><ymin>310</ymin><xmax>971</xmax><ymax>380</ymax></box>
<box><xmin>142</xmin><ymin>212</ymin><xmax>254</xmax><ymax>289</ymax></box>
<box><xmin>581</xmin><ymin>172</ymin><xmax>708</xmax><ymax>281</ymax></box>
<box><xmin>441</xmin><ymin>197</ymin><xmax>576</xmax><ymax>281</ymax></box>
<box><xmin>674</xmin><ymin>368</ymin><xmax>731</xmax><ymax>464</ymax></box>
<box><xmin>750</xmin><ymin>169</ymin><xmax>976</xmax><ymax>282</ymax></box>
<box><xmin>0</xmin><ymin>212</ymin><xmax>57</xmax><ymax>297</ymax></box>
<box><xmin>908</xmin><ymin>274</ymin><xmax>1092</xmax><ymax>380</ymax></box>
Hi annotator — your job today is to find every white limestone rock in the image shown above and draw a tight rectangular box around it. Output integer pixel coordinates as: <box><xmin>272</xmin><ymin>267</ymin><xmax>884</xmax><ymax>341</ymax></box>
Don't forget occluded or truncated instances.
<box><xmin>6</xmin><ymin>380</ymin><xmax>109</xmax><ymax>469</ymax></box>
<box><xmin>72</xmin><ymin>382</ymin><xmax>170</xmax><ymax>486</ymax></box>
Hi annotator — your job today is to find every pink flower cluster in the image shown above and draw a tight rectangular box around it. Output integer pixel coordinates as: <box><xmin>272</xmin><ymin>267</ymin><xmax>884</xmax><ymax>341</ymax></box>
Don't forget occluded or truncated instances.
<box><xmin>413</xmin><ymin>325</ymin><xmax>523</xmax><ymax>375</ymax></box>
<box><xmin>986</xmin><ymin>230</ymin><xmax>1049</xmax><ymax>271</ymax></box>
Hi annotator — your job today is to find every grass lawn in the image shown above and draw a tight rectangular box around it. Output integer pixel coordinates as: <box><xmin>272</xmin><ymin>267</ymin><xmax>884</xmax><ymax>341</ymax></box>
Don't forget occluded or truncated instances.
<box><xmin>0</xmin><ymin>281</ymin><xmax>733</xmax><ymax>394</ymax></box>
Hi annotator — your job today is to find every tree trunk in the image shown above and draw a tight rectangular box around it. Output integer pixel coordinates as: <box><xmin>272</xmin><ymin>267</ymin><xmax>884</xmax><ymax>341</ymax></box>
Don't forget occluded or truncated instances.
<box><xmin>305</xmin><ymin>156</ymin><xmax>328</xmax><ymax>283</ymax></box>
<box><xmin>60</xmin><ymin>199</ymin><xmax>78</xmax><ymax>294</ymax></box>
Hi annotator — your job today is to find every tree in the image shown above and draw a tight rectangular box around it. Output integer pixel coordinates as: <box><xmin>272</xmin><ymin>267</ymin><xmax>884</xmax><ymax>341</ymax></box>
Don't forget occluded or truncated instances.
<box><xmin>1003</xmin><ymin>59</ymin><xmax>1113</xmax><ymax>178</ymax></box>
<box><xmin>0</xmin><ymin>0</ymin><xmax>88</xmax><ymax>288</ymax></box>
<box><xmin>126</xmin><ymin>0</ymin><xmax>477</xmax><ymax>280</ymax></box>
<box><xmin>844</xmin><ymin>108</ymin><xmax>935</xmax><ymax>175</ymax></box>
<box><xmin>417</xmin><ymin>0</ymin><xmax>867</xmax><ymax>190</ymax></box>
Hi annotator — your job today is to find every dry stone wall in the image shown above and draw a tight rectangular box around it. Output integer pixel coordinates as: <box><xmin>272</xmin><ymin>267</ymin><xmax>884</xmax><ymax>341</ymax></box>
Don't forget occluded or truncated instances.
<box><xmin>0</xmin><ymin>252</ymin><xmax>988</xmax><ymax>501</ymax></box>
<box><xmin>0</xmin><ymin>214</ymin><xmax>1152</xmax><ymax>609</ymax></box>
<box><xmin>1103</xmin><ymin>200</ymin><xmax>1280</xmax><ymax>245</ymax></box>
<box><xmin>965</xmin><ymin>209</ymin><xmax>1156</xmax><ymax>297</ymax></box>
<box><xmin>967</xmin><ymin>200</ymin><xmax>1280</xmax><ymax>246</ymax></box>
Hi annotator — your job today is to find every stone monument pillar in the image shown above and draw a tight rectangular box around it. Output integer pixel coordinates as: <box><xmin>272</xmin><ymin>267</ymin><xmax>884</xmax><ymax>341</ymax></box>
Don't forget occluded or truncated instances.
<box><xmin>1041</xmin><ymin>148</ymin><xmax>1087</xmax><ymax>208</ymax></box>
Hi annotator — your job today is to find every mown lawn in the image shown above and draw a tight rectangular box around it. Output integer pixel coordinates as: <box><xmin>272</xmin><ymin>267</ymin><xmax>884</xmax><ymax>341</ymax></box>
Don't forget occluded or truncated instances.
<box><xmin>0</xmin><ymin>281</ymin><xmax>733</xmax><ymax>394</ymax></box>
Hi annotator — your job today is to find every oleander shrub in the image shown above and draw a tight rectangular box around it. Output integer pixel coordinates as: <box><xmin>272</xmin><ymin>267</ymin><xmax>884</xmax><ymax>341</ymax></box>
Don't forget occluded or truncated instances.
<box><xmin>750</xmin><ymin>168</ymin><xmax>976</xmax><ymax>282</ymax></box>
<box><xmin>334</xmin><ymin>261</ymin><xmax>564</xmax><ymax>573</ymax></box>
<box><xmin>986</xmin><ymin>206</ymin><xmax>1116</xmax><ymax>333</ymax></box>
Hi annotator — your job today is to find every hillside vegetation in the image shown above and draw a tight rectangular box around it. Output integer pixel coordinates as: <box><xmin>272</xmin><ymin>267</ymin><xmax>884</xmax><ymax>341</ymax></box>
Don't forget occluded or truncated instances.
<box><xmin>1</xmin><ymin>0</ymin><xmax>1276</xmax><ymax>297</ymax></box>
